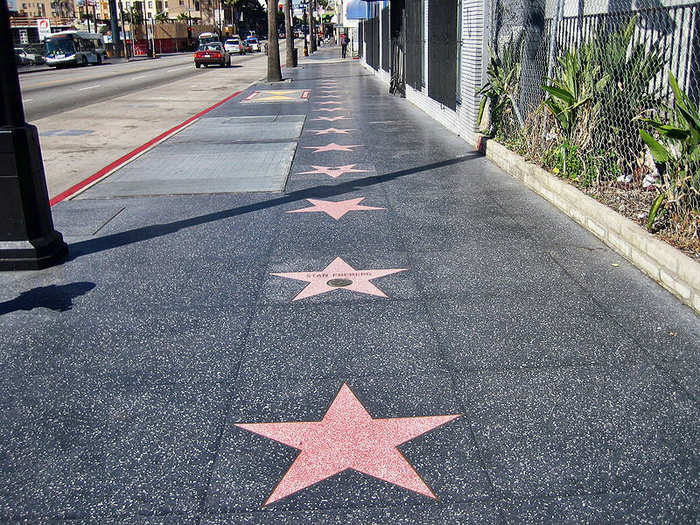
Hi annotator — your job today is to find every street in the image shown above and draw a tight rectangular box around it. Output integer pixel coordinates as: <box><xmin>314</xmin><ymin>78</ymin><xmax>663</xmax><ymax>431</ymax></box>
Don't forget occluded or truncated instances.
<box><xmin>20</xmin><ymin>51</ymin><xmax>265</xmax><ymax>121</ymax></box>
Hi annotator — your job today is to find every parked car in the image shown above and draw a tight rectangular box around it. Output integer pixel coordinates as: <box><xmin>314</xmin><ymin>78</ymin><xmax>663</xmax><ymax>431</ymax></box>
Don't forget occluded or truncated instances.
<box><xmin>246</xmin><ymin>36</ymin><xmax>260</xmax><ymax>52</ymax></box>
<box><xmin>194</xmin><ymin>43</ymin><xmax>231</xmax><ymax>68</ymax></box>
<box><xmin>224</xmin><ymin>37</ymin><xmax>245</xmax><ymax>55</ymax></box>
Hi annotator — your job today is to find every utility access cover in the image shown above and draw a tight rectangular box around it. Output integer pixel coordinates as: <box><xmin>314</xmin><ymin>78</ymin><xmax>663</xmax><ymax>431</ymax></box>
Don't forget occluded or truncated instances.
<box><xmin>77</xmin><ymin>115</ymin><xmax>305</xmax><ymax>198</ymax></box>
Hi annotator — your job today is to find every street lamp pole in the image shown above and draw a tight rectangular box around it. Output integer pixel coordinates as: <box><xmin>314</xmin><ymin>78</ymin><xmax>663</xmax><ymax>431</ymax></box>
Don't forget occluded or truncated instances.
<box><xmin>0</xmin><ymin>0</ymin><xmax>67</xmax><ymax>269</ymax></box>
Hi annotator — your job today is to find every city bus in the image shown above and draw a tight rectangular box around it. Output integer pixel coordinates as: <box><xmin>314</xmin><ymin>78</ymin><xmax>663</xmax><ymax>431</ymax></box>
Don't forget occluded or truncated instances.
<box><xmin>198</xmin><ymin>32</ymin><xmax>221</xmax><ymax>46</ymax></box>
<box><xmin>44</xmin><ymin>31</ymin><xmax>106</xmax><ymax>68</ymax></box>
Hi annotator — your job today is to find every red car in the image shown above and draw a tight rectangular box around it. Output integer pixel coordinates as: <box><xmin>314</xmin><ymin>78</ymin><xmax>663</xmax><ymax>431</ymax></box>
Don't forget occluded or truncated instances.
<box><xmin>194</xmin><ymin>42</ymin><xmax>231</xmax><ymax>68</ymax></box>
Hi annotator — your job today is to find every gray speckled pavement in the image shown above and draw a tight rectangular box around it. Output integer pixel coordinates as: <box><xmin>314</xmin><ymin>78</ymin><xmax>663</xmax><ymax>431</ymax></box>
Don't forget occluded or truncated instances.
<box><xmin>1</xmin><ymin>47</ymin><xmax>698</xmax><ymax>524</ymax></box>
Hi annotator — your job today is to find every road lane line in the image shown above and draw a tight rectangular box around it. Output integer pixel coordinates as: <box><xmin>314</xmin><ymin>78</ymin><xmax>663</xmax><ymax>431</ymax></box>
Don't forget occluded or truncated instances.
<box><xmin>132</xmin><ymin>75</ymin><xmax>147</xmax><ymax>80</ymax></box>
<box><xmin>24</xmin><ymin>98</ymin><xmax>33</xmax><ymax>102</ymax></box>
<box><xmin>50</xmin><ymin>89</ymin><xmax>244</xmax><ymax>206</ymax></box>
<box><xmin>78</xmin><ymin>84</ymin><xmax>101</xmax><ymax>91</ymax></box>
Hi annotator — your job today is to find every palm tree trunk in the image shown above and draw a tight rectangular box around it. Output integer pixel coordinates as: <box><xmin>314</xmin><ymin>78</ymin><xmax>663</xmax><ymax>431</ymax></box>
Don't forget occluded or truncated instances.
<box><xmin>267</xmin><ymin>0</ymin><xmax>282</xmax><ymax>81</ymax></box>
<box><xmin>284</xmin><ymin>0</ymin><xmax>294</xmax><ymax>67</ymax></box>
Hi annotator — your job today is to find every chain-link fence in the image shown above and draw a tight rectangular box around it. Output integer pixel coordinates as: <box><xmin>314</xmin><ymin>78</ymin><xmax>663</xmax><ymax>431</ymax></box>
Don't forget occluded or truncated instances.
<box><xmin>486</xmin><ymin>0</ymin><xmax>699</xmax><ymax>240</ymax></box>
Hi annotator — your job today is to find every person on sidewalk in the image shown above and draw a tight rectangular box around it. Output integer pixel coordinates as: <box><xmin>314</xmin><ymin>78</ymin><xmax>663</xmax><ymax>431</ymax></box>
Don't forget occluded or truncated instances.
<box><xmin>341</xmin><ymin>33</ymin><xmax>349</xmax><ymax>58</ymax></box>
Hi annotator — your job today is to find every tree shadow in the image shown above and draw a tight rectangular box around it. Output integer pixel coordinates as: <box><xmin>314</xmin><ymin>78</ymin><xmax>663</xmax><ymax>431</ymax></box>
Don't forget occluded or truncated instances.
<box><xmin>0</xmin><ymin>282</ymin><xmax>96</xmax><ymax>315</ymax></box>
<box><xmin>67</xmin><ymin>153</ymin><xmax>482</xmax><ymax>260</ymax></box>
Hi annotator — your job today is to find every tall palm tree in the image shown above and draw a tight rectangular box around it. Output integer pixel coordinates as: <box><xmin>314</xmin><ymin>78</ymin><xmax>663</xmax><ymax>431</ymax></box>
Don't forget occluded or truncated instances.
<box><xmin>267</xmin><ymin>0</ymin><xmax>281</xmax><ymax>81</ymax></box>
<box><xmin>284</xmin><ymin>0</ymin><xmax>293</xmax><ymax>67</ymax></box>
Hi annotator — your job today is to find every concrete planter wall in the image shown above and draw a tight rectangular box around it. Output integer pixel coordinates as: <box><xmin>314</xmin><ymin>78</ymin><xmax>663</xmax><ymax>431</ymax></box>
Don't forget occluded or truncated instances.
<box><xmin>480</xmin><ymin>138</ymin><xmax>700</xmax><ymax>314</ymax></box>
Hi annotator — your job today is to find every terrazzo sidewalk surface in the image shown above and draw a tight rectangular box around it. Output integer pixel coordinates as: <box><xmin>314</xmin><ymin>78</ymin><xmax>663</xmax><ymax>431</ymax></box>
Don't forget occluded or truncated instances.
<box><xmin>1</xmin><ymin>47</ymin><xmax>698</xmax><ymax>524</ymax></box>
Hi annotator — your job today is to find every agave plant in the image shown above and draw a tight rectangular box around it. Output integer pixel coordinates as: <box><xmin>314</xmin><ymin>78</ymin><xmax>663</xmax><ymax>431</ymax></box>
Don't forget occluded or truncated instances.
<box><xmin>541</xmin><ymin>50</ymin><xmax>596</xmax><ymax>174</ymax></box>
<box><xmin>478</xmin><ymin>37</ymin><xmax>524</xmax><ymax>138</ymax></box>
<box><xmin>639</xmin><ymin>72</ymin><xmax>700</xmax><ymax>230</ymax></box>
<box><xmin>581</xmin><ymin>17</ymin><xmax>665</xmax><ymax>180</ymax></box>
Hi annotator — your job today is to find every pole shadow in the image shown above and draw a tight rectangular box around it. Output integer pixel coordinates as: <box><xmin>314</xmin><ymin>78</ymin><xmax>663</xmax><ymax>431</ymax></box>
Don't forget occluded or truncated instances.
<box><xmin>66</xmin><ymin>153</ymin><xmax>482</xmax><ymax>260</ymax></box>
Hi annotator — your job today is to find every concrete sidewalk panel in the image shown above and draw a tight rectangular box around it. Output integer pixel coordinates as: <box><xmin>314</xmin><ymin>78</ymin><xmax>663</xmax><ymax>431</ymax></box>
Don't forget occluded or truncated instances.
<box><xmin>77</xmin><ymin>142</ymin><xmax>297</xmax><ymax>198</ymax></box>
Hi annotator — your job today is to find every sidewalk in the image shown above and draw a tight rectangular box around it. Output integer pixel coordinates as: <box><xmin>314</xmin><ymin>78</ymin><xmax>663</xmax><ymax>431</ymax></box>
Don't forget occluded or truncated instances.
<box><xmin>0</xmin><ymin>47</ymin><xmax>697</xmax><ymax>523</ymax></box>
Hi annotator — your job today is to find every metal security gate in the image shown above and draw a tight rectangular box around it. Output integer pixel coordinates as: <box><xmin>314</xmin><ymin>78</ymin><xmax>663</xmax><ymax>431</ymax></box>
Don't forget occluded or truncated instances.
<box><xmin>390</xmin><ymin>0</ymin><xmax>406</xmax><ymax>97</ymax></box>
<box><xmin>364</xmin><ymin>17</ymin><xmax>380</xmax><ymax>70</ymax></box>
<box><xmin>428</xmin><ymin>0</ymin><xmax>458</xmax><ymax>109</ymax></box>
<box><xmin>381</xmin><ymin>7</ymin><xmax>391</xmax><ymax>72</ymax></box>
<box><xmin>405</xmin><ymin>0</ymin><xmax>424</xmax><ymax>90</ymax></box>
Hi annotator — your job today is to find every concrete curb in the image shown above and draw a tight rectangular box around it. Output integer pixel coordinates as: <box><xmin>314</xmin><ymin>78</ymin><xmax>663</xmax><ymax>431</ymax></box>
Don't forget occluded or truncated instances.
<box><xmin>478</xmin><ymin>137</ymin><xmax>700</xmax><ymax>315</ymax></box>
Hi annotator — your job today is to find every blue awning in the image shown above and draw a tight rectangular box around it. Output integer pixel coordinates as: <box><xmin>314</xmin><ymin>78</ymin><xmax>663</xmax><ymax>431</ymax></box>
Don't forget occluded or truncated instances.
<box><xmin>345</xmin><ymin>0</ymin><xmax>371</xmax><ymax>20</ymax></box>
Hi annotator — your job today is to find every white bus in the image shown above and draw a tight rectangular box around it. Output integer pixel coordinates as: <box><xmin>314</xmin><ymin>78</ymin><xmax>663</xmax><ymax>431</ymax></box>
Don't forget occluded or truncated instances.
<box><xmin>45</xmin><ymin>31</ymin><xmax>106</xmax><ymax>68</ymax></box>
<box><xmin>198</xmin><ymin>31</ymin><xmax>221</xmax><ymax>46</ymax></box>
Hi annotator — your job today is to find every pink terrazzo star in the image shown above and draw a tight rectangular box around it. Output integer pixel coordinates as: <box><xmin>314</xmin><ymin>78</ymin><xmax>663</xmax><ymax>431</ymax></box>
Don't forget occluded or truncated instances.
<box><xmin>311</xmin><ymin>116</ymin><xmax>351</xmax><ymax>122</ymax></box>
<box><xmin>308</xmin><ymin>128</ymin><xmax>356</xmax><ymax>135</ymax></box>
<box><xmin>235</xmin><ymin>383</ymin><xmax>459</xmax><ymax>505</ymax></box>
<box><xmin>314</xmin><ymin>107</ymin><xmax>345</xmax><ymax>112</ymax></box>
<box><xmin>297</xmin><ymin>164</ymin><xmax>369</xmax><ymax>178</ymax></box>
<box><xmin>271</xmin><ymin>256</ymin><xmax>406</xmax><ymax>300</ymax></box>
<box><xmin>287</xmin><ymin>197</ymin><xmax>384</xmax><ymax>220</ymax></box>
<box><xmin>304</xmin><ymin>143</ymin><xmax>362</xmax><ymax>153</ymax></box>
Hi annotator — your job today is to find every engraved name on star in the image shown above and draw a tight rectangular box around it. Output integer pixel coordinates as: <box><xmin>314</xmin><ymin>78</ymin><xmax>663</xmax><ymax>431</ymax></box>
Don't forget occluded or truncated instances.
<box><xmin>287</xmin><ymin>197</ymin><xmax>384</xmax><ymax>220</ymax></box>
<box><xmin>308</xmin><ymin>128</ymin><xmax>356</xmax><ymax>135</ymax></box>
<box><xmin>235</xmin><ymin>383</ymin><xmax>460</xmax><ymax>505</ymax></box>
<box><xmin>271</xmin><ymin>257</ymin><xmax>406</xmax><ymax>300</ymax></box>
<box><xmin>304</xmin><ymin>143</ymin><xmax>362</xmax><ymax>153</ymax></box>
<box><xmin>297</xmin><ymin>164</ymin><xmax>369</xmax><ymax>178</ymax></box>
<box><xmin>311</xmin><ymin>116</ymin><xmax>351</xmax><ymax>122</ymax></box>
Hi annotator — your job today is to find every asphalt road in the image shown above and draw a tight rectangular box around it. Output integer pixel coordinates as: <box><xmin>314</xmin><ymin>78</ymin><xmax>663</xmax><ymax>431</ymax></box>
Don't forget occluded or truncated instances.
<box><xmin>19</xmin><ymin>50</ymin><xmax>266</xmax><ymax>121</ymax></box>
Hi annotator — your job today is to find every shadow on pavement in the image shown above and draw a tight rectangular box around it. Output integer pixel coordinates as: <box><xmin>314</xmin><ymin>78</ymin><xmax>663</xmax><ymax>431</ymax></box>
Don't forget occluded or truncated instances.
<box><xmin>0</xmin><ymin>282</ymin><xmax>96</xmax><ymax>315</ymax></box>
<box><xmin>67</xmin><ymin>153</ymin><xmax>481</xmax><ymax>260</ymax></box>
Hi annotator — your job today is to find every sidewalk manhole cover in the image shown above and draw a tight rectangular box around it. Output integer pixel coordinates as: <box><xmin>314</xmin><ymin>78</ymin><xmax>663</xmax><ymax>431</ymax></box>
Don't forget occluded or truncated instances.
<box><xmin>327</xmin><ymin>278</ymin><xmax>353</xmax><ymax>287</ymax></box>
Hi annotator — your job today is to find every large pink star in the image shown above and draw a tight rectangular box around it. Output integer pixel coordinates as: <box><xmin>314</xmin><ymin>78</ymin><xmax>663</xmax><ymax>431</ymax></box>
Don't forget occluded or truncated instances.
<box><xmin>297</xmin><ymin>164</ymin><xmax>369</xmax><ymax>178</ymax></box>
<box><xmin>308</xmin><ymin>128</ymin><xmax>356</xmax><ymax>135</ymax></box>
<box><xmin>236</xmin><ymin>384</ymin><xmax>459</xmax><ymax>505</ymax></box>
<box><xmin>311</xmin><ymin>116</ymin><xmax>350</xmax><ymax>122</ymax></box>
<box><xmin>287</xmin><ymin>197</ymin><xmax>384</xmax><ymax>220</ymax></box>
<box><xmin>271</xmin><ymin>257</ymin><xmax>406</xmax><ymax>300</ymax></box>
<box><xmin>304</xmin><ymin>143</ymin><xmax>362</xmax><ymax>153</ymax></box>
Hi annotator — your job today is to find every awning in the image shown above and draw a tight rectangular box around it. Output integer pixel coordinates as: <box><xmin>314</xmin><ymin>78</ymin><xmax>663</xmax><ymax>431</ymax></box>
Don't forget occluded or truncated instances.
<box><xmin>345</xmin><ymin>0</ymin><xmax>371</xmax><ymax>20</ymax></box>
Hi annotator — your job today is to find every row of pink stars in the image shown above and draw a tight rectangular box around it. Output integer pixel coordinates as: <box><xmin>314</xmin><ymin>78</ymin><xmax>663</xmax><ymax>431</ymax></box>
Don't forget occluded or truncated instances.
<box><xmin>234</xmin><ymin>80</ymin><xmax>458</xmax><ymax>511</ymax></box>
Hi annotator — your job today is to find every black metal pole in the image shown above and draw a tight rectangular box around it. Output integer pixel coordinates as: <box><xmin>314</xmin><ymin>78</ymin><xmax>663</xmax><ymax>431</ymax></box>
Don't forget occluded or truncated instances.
<box><xmin>109</xmin><ymin>0</ymin><xmax>122</xmax><ymax>56</ymax></box>
<box><xmin>0</xmin><ymin>0</ymin><xmax>68</xmax><ymax>270</ymax></box>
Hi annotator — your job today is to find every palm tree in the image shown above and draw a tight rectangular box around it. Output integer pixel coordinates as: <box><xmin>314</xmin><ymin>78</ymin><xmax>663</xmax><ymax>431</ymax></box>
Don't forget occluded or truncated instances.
<box><xmin>267</xmin><ymin>0</ymin><xmax>281</xmax><ymax>81</ymax></box>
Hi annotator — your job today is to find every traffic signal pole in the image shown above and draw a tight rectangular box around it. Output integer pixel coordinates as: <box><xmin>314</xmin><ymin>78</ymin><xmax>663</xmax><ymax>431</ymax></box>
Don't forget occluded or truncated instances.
<box><xmin>0</xmin><ymin>0</ymin><xmax>68</xmax><ymax>270</ymax></box>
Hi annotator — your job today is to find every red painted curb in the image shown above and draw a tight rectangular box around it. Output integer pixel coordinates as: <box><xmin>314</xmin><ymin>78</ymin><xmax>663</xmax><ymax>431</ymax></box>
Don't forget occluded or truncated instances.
<box><xmin>49</xmin><ymin>89</ymin><xmax>243</xmax><ymax>206</ymax></box>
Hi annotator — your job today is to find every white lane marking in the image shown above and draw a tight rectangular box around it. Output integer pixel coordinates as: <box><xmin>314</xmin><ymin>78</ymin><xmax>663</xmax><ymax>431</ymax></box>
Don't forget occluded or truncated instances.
<box><xmin>78</xmin><ymin>84</ymin><xmax>101</xmax><ymax>91</ymax></box>
<box><xmin>132</xmin><ymin>75</ymin><xmax>146</xmax><ymax>80</ymax></box>
<box><xmin>24</xmin><ymin>98</ymin><xmax>33</xmax><ymax>102</ymax></box>
<box><xmin>167</xmin><ymin>67</ymin><xmax>190</xmax><ymax>72</ymax></box>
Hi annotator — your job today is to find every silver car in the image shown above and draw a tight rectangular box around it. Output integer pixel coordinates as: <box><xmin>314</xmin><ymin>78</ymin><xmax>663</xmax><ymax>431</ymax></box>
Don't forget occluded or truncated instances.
<box><xmin>224</xmin><ymin>38</ymin><xmax>246</xmax><ymax>55</ymax></box>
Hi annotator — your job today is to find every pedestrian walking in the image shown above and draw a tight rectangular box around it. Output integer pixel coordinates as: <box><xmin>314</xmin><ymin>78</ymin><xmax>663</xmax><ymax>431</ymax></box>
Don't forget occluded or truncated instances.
<box><xmin>341</xmin><ymin>33</ymin><xmax>349</xmax><ymax>58</ymax></box>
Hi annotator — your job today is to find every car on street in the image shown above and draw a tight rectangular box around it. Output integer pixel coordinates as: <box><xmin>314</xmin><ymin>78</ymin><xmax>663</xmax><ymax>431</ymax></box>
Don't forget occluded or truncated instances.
<box><xmin>194</xmin><ymin>42</ymin><xmax>232</xmax><ymax>68</ymax></box>
<box><xmin>14</xmin><ymin>48</ymin><xmax>32</xmax><ymax>66</ymax></box>
<box><xmin>246</xmin><ymin>36</ymin><xmax>260</xmax><ymax>52</ymax></box>
<box><xmin>224</xmin><ymin>37</ymin><xmax>246</xmax><ymax>55</ymax></box>
<box><xmin>15</xmin><ymin>46</ymin><xmax>45</xmax><ymax>65</ymax></box>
